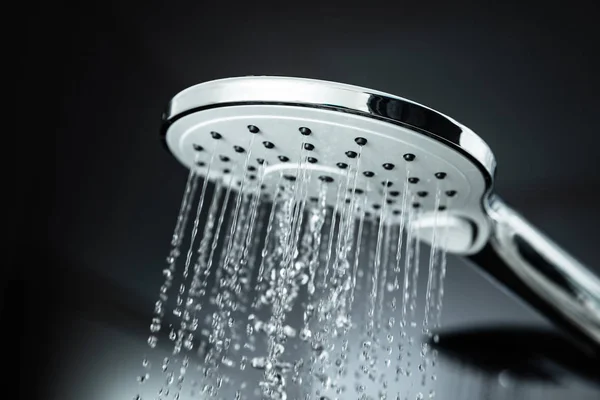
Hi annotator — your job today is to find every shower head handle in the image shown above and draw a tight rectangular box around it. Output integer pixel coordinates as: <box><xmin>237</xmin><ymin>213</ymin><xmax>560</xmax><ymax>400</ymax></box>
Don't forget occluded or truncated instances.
<box><xmin>469</xmin><ymin>196</ymin><xmax>600</xmax><ymax>356</ymax></box>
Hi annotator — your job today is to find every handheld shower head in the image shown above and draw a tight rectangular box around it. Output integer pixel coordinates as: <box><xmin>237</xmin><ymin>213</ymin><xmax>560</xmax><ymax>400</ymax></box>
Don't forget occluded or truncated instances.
<box><xmin>161</xmin><ymin>76</ymin><xmax>600</xmax><ymax>355</ymax></box>
<box><xmin>162</xmin><ymin>77</ymin><xmax>495</xmax><ymax>254</ymax></box>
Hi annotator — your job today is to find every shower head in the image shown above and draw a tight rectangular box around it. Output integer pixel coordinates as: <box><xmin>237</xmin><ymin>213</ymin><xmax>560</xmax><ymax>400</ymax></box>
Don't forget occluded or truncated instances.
<box><xmin>161</xmin><ymin>76</ymin><xmax>600</xmax><ymax>355</ymax></box>
<box><xmin>162</xmin><ymin>77</ymin><xmax>496</xmax><ymax>254</ymax></box>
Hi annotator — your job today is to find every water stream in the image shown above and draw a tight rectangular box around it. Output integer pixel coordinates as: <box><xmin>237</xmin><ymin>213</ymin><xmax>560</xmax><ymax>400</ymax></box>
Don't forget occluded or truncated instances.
<box><xmin>136</xmin><ymin>158</ymin><xmax>451</xmax><ymax>400</ymax></box>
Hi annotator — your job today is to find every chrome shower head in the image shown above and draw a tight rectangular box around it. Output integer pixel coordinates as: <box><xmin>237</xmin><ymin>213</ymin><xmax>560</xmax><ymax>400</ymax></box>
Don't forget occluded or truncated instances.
<box><xmin>162</xmin><ymin>77</ymin><xmax>496</xmax><ymax>255</ymax></box>
<box><xmin>161</xmin><ymin>76</ymin><xmax>600</xmax><ymax>355</ymax></box>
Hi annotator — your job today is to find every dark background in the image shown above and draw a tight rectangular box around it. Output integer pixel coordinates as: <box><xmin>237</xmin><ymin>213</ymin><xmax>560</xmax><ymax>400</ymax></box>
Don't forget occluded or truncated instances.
<box><xmin>12</xmin><ymin>0</ymin><xmax>600</xmax><ymax>399</ymax></box>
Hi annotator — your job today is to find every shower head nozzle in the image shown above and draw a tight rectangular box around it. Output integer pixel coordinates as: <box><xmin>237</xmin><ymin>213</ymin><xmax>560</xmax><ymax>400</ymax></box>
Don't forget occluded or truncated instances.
<box><xmin>162</xmin><ymin>76</ymin><xmax>496</xmax><ymax>255</ymax></box>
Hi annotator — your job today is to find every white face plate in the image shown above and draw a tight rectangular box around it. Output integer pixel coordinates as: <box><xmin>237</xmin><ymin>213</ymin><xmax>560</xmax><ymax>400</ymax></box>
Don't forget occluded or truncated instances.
<box><xmin>165</xmin><ymin>104</ymin><xmax>490</xmax><ymax>254</ymax></box>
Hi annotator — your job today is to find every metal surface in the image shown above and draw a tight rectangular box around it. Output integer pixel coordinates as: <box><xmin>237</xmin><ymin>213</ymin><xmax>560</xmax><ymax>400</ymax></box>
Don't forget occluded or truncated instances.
<box><xmin>161</xmin><ymin>76</ymin><xmax>600</xmax><ymax>350</ymax></box>
<box><xmin>469</xmin><ymin>196</ymin><xmax>600</xmax><ymax>355</ymax></box>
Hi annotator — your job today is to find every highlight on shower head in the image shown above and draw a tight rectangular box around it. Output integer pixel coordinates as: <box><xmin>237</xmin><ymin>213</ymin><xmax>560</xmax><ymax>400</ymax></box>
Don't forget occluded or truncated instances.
<box><xmin>161</xmin><ymin>76</ymin><xmax>600</xmax><ymax>354</ymax></box>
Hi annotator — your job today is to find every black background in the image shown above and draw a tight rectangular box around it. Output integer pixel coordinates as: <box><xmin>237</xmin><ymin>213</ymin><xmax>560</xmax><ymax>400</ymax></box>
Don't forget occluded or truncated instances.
<box><xmin>12</xmin><ymin>1</ymin><xmax>600</xmax><ymax>398</ymax></box>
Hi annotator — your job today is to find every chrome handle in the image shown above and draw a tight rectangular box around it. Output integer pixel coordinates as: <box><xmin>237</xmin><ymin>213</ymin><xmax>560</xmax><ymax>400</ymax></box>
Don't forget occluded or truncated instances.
<box><xmin>468</xmin><ymin>195</ymin><xmax>600</xmax><ymax>355</ymax></box>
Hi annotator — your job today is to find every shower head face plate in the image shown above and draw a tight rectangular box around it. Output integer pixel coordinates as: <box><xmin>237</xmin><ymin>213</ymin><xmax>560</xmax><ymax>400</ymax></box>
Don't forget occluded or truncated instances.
<box><xmin>162</xmin><ymin>77</ymin><xmax>497</xmax><ymax>254</ymax></box>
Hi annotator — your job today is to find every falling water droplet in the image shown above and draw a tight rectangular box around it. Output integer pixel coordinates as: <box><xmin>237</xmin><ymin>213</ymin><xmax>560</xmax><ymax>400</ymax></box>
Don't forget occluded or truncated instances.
<box><xmin>147</xmin><ymin>336</ymin><xmax>157</xmax><ymax>348</ymax></box>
